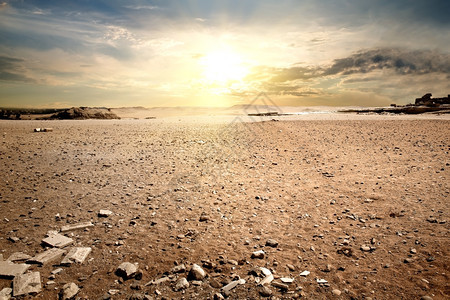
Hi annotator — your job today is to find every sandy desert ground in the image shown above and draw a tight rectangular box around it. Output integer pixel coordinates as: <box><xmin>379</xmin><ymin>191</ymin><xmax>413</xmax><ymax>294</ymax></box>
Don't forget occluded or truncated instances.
<box><xmin>0</xmin><ymin>113</ymin><xmax>449</xmax><ymax>299</ymax></box>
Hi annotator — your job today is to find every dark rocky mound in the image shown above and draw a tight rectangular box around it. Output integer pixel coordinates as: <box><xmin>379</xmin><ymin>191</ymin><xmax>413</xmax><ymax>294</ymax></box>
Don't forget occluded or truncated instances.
<box><xmin>46</xmin><ymin>107</ymin><xmax>120</xmax><ymax>120</ymax></box>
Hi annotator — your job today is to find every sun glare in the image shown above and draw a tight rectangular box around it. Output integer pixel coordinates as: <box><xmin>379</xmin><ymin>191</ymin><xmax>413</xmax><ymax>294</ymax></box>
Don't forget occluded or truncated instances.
<box><xmin>200</xmin><ymin>50</ymin><xmax>248</xmax><ymax>84</ymax></box>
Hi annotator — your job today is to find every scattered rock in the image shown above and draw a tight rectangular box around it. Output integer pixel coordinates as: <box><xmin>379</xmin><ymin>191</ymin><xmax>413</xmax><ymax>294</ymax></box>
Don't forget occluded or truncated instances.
<box><xmin>188</xmin><ymin>264</ymin><xmax>206</xmax><ymax>280</ymax></box>
<box><xmin>260</xmin><ymin>267</ymin><xmax>272</xmax><ymax>277</ymax></box>
<box><xmin>259</xmin><ymin>286</ymin><xmax>273</xmax><ymax>297</ymax></box>
<box><xmin>286</xmin><ymin>264</ymin><xmax>296</xmax><ymax>271</ymax></box>
<box><xmin>42</xmin><ymin>234</ymin><xmax>73</xmax><ymax>248</ymax></box>
<box><xmin>116</xmin><ymin>262</ymin><xmax>138</xmax><ymax>280</ymax></box>
<box><xmin>420</xmin><ymin>296</ymin><xmax>433</xmax><ymax>300</ymax></box>
<box><xmin>0</xmin><ymin>261</ymin><xmax>30</xmax><ymax>278</ymax></box>
<box><xmin>251</xmin><ymin>250</ymin><xmax>265</xmax><ymax>259</ymax></box>
<box><xmin>332</xmin><ymin>289</ymin><xmax>342</xmax><ymax>296</ymax></box>
<box><xmin>272</xmin><ymin>281</ymin><xmax>289</xmax><ymax>291</ymax></box>
<box><xmin>13</xmin><ymin>272</ymin><xmax>41</xmax><ymax>296</ymax></box>
<box><xmin>280</xmin><ymin>277</ymin><xmax>294</xmax><ymax>283</ymax></box>
<box><xmin>266</xmin><ymin>239</ymin><xmax>279</xmax><ymax>247</ymax></box>
<box><xmin>299</xmin><ymin>271</ymin><xmax>310</xmax><ymax>277</ymax></box>
<box><xmin>171</xmin><ymin>264</ymin><xmax>186</xmax><ymax>273</ymax></box>
<box><xmin>221</xmin><ymin>279</ymin><xmax>245</xmax><ymax>293</ymax></box>
<box><xmin>259</xmin><ymin>274</ymin><xmax>274</xmax><ymax>286</ymax></box>
<box><xmin>98</xmin><ymin>210</ymin><xmax>113</xmax><ymax>217</ymax></box>
<box><xmin>61</xmin><ymin>247</ymin><xmax>92</xmax><ymax>265</ymax></box>
<box><xmin>214</xmin><ymin>292</ymin><xmax>225</xmax><ymax>300</ymax></box>
<box><xmin>174</xmin><ymin>278</ymin><xmax>189</xmax><ymax>291</ymax></box>
<box><xmin>60</xmin><ymin>222</ymin><xmax>94</xmax><ymax>232</ymax></box>
<box><xmin>199</xmin><ymin>213</ymin><xmax>210</xmax><ymax>222</ymax></box>
<box><xmin>59</xmin><ymin>282</ymin><xmax>79</xmax><ymax>300</ymax></box>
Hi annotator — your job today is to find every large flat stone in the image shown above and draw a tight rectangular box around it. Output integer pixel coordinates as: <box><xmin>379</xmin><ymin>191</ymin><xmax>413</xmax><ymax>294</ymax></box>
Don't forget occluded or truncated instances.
<box><xmin>42</xmin><ymin>234</ymin><xmax>73</xmax><ymax>248</ymax></box>
<box><xmin>7</xmin><ymin>252</ymin><xmax>32</xmax><ymax>262</ymax></box>
<box><xmin>27</xmin><ymin>248</ymin><xmax>66</xmax><ymax>265</ymax></box>
<box><xmin>0</xmin><ymin>261</ymin><xmax>30</xmax><ymax>278</ymax></box>
<box><xmin>61</xmin><ymin>247</ymin><xmax>92</xmax><ymax>265</ymax></box>
<box><xmin>13</xmin><ymin>272</ymin><xmax>41</xmax><ymax>296</ymax></box>
<box><xmin>60</xmin><ymin>222</ymin><xmax>94</xmax><ymax>232</ymax></box>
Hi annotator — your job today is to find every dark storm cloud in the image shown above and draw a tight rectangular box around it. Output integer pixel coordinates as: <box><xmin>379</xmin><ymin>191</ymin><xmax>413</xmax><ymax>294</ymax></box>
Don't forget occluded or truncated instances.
<box><xmin>269</xmin><ymin>48</ymin><xmax>450</xmax><ymax>84</ymax></box>
<box><xmin>324</xmin><ymin>48</ymin><xmax>450</xmax><ymax>76</ymax></box>
<box><xmin>0</xmin><ymin>55</ymin><xmax>33</xmax><ymax>82</ymax></box>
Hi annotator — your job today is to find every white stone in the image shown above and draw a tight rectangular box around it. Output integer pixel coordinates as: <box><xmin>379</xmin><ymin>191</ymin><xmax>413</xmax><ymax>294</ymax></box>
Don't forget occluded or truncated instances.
<box><xmin>61</xmin><ymin>247</ymin><xmax>91</xmax><ymax>265</ymax></box>
<box><xmin>299</xmin><ymin>270</ymin><xmax>310</xmax><ymax>276</ymax></box>
<box><xmin>251</xmin><ymin>250</ymin><xmax>265</xmax><ymax>259</ymax></box>
<box><xmin>13</xmin><ymin>272</ymin><xmax>41</xmax><ymax>296</ymax></box>
<box><xmin>280</xmin><ymin>277</ymin><xmax>294</xmax><ymax>283</ymax></box>
<box><xmin>259</xmin><ymin>274</ymin><xmax>274</xmax><ymax>286</ymax></box>
<box><xmin>260</xmin><ymin>267</ymin><xmax>272</xmax><ymax>276</ymax></box>
<box><xmin>98</xmin><ymin>210</ymin><xmax>113</xmax><ymax>217</ymax></box>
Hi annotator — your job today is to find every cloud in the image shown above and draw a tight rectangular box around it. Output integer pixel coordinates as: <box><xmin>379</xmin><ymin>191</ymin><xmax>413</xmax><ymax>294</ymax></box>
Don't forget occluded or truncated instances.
<box><xmin>324</xmin><ymin>48</ymin><xmax>450</xmax><ymax>76</ymax></box>
<box><xmin>0</xmin><ymin>55</ymin><xmax>33</xmax><ymax>83</ymax></box>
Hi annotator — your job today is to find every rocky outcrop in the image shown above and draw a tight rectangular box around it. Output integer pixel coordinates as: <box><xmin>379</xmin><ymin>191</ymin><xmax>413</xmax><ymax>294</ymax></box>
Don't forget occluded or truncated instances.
<box><xmin>46</xmin><ymin>107</ymin><xmax>120</xmax><ymax>120</ymax></box>
<box><xmin>415</xmin><ymin>93</ymin><xmax>450</xmax><ymax>106</ymax></box>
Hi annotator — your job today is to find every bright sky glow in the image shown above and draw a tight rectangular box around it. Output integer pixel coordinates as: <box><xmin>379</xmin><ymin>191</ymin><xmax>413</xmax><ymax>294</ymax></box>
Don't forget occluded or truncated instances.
<box><xmin>0</xmin><ymin>0</ymin><xmax>449</xmax><ymax>107</ymax></box>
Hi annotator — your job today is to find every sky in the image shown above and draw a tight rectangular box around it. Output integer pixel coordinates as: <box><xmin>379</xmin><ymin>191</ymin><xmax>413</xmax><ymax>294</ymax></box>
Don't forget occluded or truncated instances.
<box><xmin>0</xmin><ymin>0</ymin><xmax>449</xmax><ymax>108</ymax></box>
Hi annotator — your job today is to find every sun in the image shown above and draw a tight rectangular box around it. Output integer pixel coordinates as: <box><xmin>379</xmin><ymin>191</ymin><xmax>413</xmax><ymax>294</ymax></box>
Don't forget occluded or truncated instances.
<box><xmin>200</xmin><ymin>50</ymin><xmax>248</xmax><ymax>84</ymax></box>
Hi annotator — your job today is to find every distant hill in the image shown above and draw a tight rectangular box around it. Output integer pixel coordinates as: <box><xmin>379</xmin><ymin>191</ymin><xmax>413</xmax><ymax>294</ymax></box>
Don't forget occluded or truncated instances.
<box><xmin>45</xmin><ymin>107</ymin><xmax>120</xmax><ymax>120</ymax></box>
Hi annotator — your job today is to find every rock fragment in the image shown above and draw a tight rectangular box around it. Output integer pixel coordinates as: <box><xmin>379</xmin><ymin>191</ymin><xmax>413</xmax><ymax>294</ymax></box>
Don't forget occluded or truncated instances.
<box><xmin>259</xmin><ymin>274</ymin><xmax>274</xmax><ymax>286</ymax></box>
<box><xmin>174</xmin><ymin>278</ymin><xmax>189</xmax><ymax>291</ymax></box>
<box><xmin>188</xmin><ymin>264</ymin><xmax>206</xmax><ymax>280</ymax></box>
<box><xmin>251</xmin><ymin>250</ymin><xmax>265</xmax><ymax>259</ymax></box>
<box><xmin>299</xmin><ymin>270</ymin><xmax>310</xmax><ymax>277</ymax></box>
<box><xmin>116</xmin><ymin>262</ymin><xmax>138</xmax><ymax>280</ymax></box>
<box><xmin>0</xmin><ymin>261</ymin><xmax>30</xmax><ymax>278</ymax></box>
<box><xmin>98</xmin><ymin>210</ymin><xmax>113</xmax><ymax>217</ymax></box>
<box><xmin>13</xmin><ymin>272</ymin><xmax>41</xmax><ymax>296</ymax></box>
<box><xmin>42</xmin><ymin>234</ymin><xmax>73</xmax><ymax>248</ymax></box>
<box><xmin>7</xmin><ymin>252</ymin><xmax>31</xmax><ymax>262</ymax></box>
<box><xmin>59</xmin><ymin>282</ymin><xmax>79</xmax><ymax>300</ymax></box>
<box><xmin>332</xmin><ymin>289</ymin><xmax>342</xmax><ymax>296</ymax></box>
<box><xmin>0</xmin><ymin>287</ymin><xmax>12</xmax><ymax>300</ymax></box>
<box><xmin>61</xmin><ymin>247</ymin><xmax>92</xmax><ymax>265</ymax></box>
<box><xmin>266</xmin><ymin>239</ymin><xmax>279</xmax><ymax>247</ymax></box>
<box><xmin>28</xmin><ymin>248</ymin><xmax>66</xmax><ymax>265</ymax></box>
<box><xmin>60</xmin><ymin>222</ymin><xmax>94</xmax><ymax>232</ymax></box>
<box><xmin>259</xmin><ymin>286</ymin><xmax>273</xmax><ymax>297</ymax></box>
<box><xmin>171</xmin><ymin>264</ymin><xmax>186</xmax><ymax>273</ymax></box>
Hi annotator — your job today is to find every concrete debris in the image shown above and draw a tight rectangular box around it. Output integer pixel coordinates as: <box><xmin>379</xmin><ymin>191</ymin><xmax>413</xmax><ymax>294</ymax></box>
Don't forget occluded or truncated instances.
<box><xmin>0</xmin><ymin>261</ymin><xmax>31</xmax><ymax>278</ymax></box>
<box><xmin>60</xmin><ymin>222</ymin><xmax>94</xmax><ymax>232</ymax></box>
<box><xmin>13</xmin><ymin>272</ymin><xmax>41</xmax><ymax>297</ymax></box>
<box><xmin>59</xmin><ymin>282</ymin><xmax>79</xmax><ymax>300</ymax></box>
<box><xmin>61</xmin><ymin>247</ymin><xmax>92</xmax><ymax>265</ymax></box>
<box><xmin>28</xmin><ymin>248</ymin><xmax>66</xmax><ymax>265</ymax></box>
<box><xmin>7</xmin><ymin>252</ymin><xmax>31</xmax><ymax>262</ymax></box>
<box><xmin>42</xmin><ymin>233</ymin><xmax>73</xmax><ymax>248</ymax></box>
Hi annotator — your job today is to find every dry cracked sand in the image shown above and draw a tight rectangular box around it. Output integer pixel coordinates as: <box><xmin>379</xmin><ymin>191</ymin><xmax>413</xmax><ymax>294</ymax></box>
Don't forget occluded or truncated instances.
<box><xmin>0</xmin><ymin>115</ymin><xmax>449</xmax><ymax>299</ymax></box>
